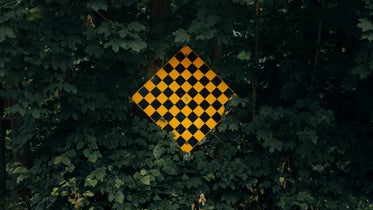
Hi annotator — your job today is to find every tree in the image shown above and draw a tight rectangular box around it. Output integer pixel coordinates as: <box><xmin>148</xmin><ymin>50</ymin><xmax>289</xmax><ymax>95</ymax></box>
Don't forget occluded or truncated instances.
<box><xmin>0</xmin><ymin>0</ymin><xmax>372</xmax><ymax>209</ymax></box>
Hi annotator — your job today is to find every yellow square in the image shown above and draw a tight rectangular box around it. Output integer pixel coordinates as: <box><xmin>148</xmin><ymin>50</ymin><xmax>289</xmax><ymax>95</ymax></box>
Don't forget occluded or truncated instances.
<box><xmin>181</xmin><ymin>70</ymin><xmax>192</xmax><ymax>80</ymax></box>
<box><xmin>181</xmin><ymin>59</ymin><xmax>192</xmax><ymax>68</ymax></box>
<box><xmin>194</xmin><ymin>106</ymin><xmax>204</xmax><ymax>116</ymax></box>
<box><xmin>193</xmin><ymin>94</ymin><xmax>204</xmax><ymax>104</ymax></box>
<box><xmin>206</xmin><ymin>118</ymin><xmax>217</xmax><ymax>129</ymax></box>
<box><xmin>169</xmin><ymin>70</ymin><xmax>180</xmax><ymax>80</ymax></box>
<box><xmin>218</xmin><ymin>107</ymin><xmax>225</xmax><ymax>115</ymax></box>
<box><xmin>181</xmin><ymin>118</ymin><xmax>192</xmax><ymax>128</ymax></box>
<box><xmin>144</xmin><ymin>106</ymin><xmax>155</xmax><ymax>116</ymax></box>
<box><xmin>205</xmin><ymin>70</ymin><xmax>216</xmax><ymax>80</ymax></box>
<box><xmin>205</xmin><ymin>83</ymin><xmax>216</xmax><ymax>92</ymax></box>
<box><xmin>206</xmin><ymin>106</ymin><xmax>216</xmax><ymax>116</ymax></box>
<box><xmin>194</xmin><ymin>130</ymin><xmax>205</xmax><ymax>141</ymax></box>
<box><xmin>157</xmin><ymin>105</ymin><xmax>168</xmax><ymax>116</ymax></box>
<box><xmin>181</xmin><ymin>106</ymin><xmax>193</xmax><ymax>116</ymax></box>
<box><xmin>193</xmin><ymin>82</ymin><xmax>204</xmax><ymax>92</ymax></box>
<box><xmin>181</xmin><ymin>82</ymin><xmax>192</xmax><ymax>92</ymax></box>
<box><xmin>182</xmin><ymin>130</ymin><xmax>193</xmax><ymax>140</ymax></box>
<box><xmin>132</xmin><ymin>92</ymin><xmax>142</xmax><ymax>103</ymax></box>
<box><xmin>172</xmin><ymin>131</ymin><xmax>180</xmax><ymax>140</ymax></box>
<box><xmin>169</xmin><ymin>118</ymin><xmax>179</xmax><ymax>128</ymax></box>
<box><xmin>169</xmin><ymin>106</ymin><xmax>180</xmax><ymax>116</ymax></box>
<box><xmin>156</xmin><ymin>119</ymin><xmax>167</xmax><ymax>128</ymax></box>
<box><xmin>193</xmin><ymin>57</ymin><xmax>204</xmax><ymax>68</ymax></box>
<box><xmin>157</xmin><ymin>69</ymin><xmax>168</xmax><ymax>79</ymax></box>
<box><xmin>182</xmin><ymin>94</ymin><xmax>192</xmax><ymax>104</ymax></box>
<box><xmin>217</xmin><ymin>94</ymin><xmax>228</xmax><ymax>104</ymax></box>
<box><xmin>157</xmin><ymin>81</ymin><xmax>168</xmax><ymax>92</ymax></box>
<box><xmin>169</xmin><ymin>57</ymin><xmax>180</xmax><ymax>68</ymax></box>
<box><xmin>206</xmin><ymin>94</ymin><xmax>216</xmax><ymax>104</ymax></box>
<box><xmin>218</xmin><ymin>82</ymin><xmax>229</xmax><ymax>92</ymax></box>
<box><xmin>144</xmin><ymin>81</ymin><xmax>155</xmax><ymax>91</ymax></box>
<box><xmin>194</xmin><ymin>70</ymin><xmax>204</xmax><ymax>80</ymax></box>
<box><xmin>181</xmin><ymin>144</ymin><xmax>193</xmax><ymax>153</ymax></box>
<box><xmin>169</xmin><ymin>82</ymin><xmax>180</xmax><ymax>92</ymax></box>
<box><xmin>194</xmin><ymin>118</ymin><xmax>204</xmax><ymax>128</ymax></box>
<box><xmin>180</xmin><ymin>46</ymin><xmax>192</xmax><ymax>55</ymax></box>
<box><xmin>144</xmin><ymin>94</ymin><xmax>155</xmax><ymax>103</ymax></box>
<box><xmin>157</xmin><ymin>93</ymin><xmax>168</xmax><ymax>103</ymax></box>
<box><xmin>169</xmin><ymin>93</ymin><xmax>179</xmax><ymax>104</ymax></box>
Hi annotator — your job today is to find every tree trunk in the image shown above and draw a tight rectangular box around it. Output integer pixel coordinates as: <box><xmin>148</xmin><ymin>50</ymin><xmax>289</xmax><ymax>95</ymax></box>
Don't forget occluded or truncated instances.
<box><xmin>0</xmin><ymin>84</ymin><xmax>6</xmax><ymax>207</ymax></box>
<box><xmin>252</xmin><ymin>0</ymin><xmax>260</xmax><ymax>117</ymax></box>
<box><xmin>145</xmin><ymin>0</ymin><xmax>169</xmax><ymax>79</ymax></box>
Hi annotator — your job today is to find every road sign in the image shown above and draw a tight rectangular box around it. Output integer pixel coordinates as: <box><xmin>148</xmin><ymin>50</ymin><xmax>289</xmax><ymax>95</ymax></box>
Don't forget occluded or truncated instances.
<box><xmin>132</xmin><ymin>46</ymin><xmax>234</xmax><ymax>152</ymax></box>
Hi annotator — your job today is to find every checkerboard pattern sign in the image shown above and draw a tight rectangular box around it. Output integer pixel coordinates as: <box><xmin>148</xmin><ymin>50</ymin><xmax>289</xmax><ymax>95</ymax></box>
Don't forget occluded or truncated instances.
<box><xmin>132</xmin><ymin>46</ymin><xmax>234</xmax><ymax>152</ymax></box>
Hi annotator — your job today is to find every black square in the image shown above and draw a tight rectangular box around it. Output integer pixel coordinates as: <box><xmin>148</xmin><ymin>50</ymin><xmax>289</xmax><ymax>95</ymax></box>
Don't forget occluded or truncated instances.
<box><xmin>176</xmin><ymin>136</ymin><xmax>186</xmax><ymax>146</ymax></box>
<box><xmin>187</xmin><ymin>100</ymin><xmax>198</xmax><ymax>110</ymax></box>
<box><xmin>151</xmin><ymin>87</ymin><xmax>161</xmax><ymax>97</ymax></box>
<box><xmin>163</xmin><ymin>75</ymin><xmax>174</xmax><ymax>85</ymax></box>
<box><xmin>164</xmin><ymin>124</ymin><xmax>174</xmax><ymax>132</ymax></box>
<box><xmin>163</xmin><ymin>63</ymin><xmax>174</xmax><ymax>73</ymax></box>
<box><xmin>175</xmin><ymin>100</ymin><xmax>186</xmax><ymax>110</ymax></box>
<box><xmin>224</xmin><ymin>89</ymin><xmax>234</xmax><ymax>98</ymax></box>
<box><xmin>188</xmin><ymin>124</ymin><xmax>198</xmax><ymax>134</ymax></box>
<box><xmin>139</xmin><ymin>87</ymin><xmax>149</xmax><ymax>97</ymax></box>
<box><xmin>200</xmin><ymin>64</ymin><xmax>209</xmax><ymax>74</ymax></box>
<box><xmin>200</xmin><ymin>100</ymin><xmax>210</xmax><ymax>110</ymax></box>
<box><xmin>200</xmin><ymin>112</ymin><xmax>210</xmax><ymax>122</ymax></box>
<box><xmin>212</xmin><ymin>112</ymin><xmax>222</xmax><ymax>122</ymax></box>
<box><xmin>211</xmin><ymin>76</ymin><xmax>222</xmax><ymax>86</ymax></box>
<box><xmin>175</xmin><ymin>64</ymin><xmax>185</xmax><ymax>73</ymax></box>
<box><xmin>163</xmin><ymin>100</ymin><xmax>174</xmax><ymax>109</ymax></box>
<box><xmin>187</xmin><ymin>136</ymin><xmax>199</xmax><ymax>147</ymax></box>
<box><xmin>187</xmin><ymin>52</ymin><xmax>198</xmax><ymax>62</ymax></box>
<box><xmin>175</xmin><ymin>52</ymin><xmax>186</xmax><ymax>61</ymax></box>
<box><xmin>151</xmin><ymin>112</ymin><xmax>161</xmax><ymax>121</ymax></box>
<box><xmin>212</xmin><ymin>89</ymin><xmax>222</xmax><ymax>98</ymax></box>
<box><xmin>187</xmin><ymin>76</ymin><xmax>198</xmax><ymax>86</ymax></box>
<box><xmin>188</xmin><ymin>88</ymin><xmax>198</xmax><ymax>98</ymax></box>
<box><xmin>175</xmin><ymin>88</ymin><xmax>186</xmax><ymax>97</ymax></box>
<box><xmin>163</xmin><ymin>87</ymin><xmax>174</xmax><ymax>97</ymax></box>
<box><xmin>187</xmin><ymin>112</ymin><xmax>198</xmax><ymax>122</ymax></box>
<box><xmin>200</xmin><ymin>88</ymin><xmax>210</xmax><ymax>98</ymax></box>
<box><xmin>175</xmin><ymin>112</ymin><xmax>186</xmax><ymax>121</ymax></box>
<box><xmin>151</xmin><ymin>75</ymin><xmax>161</xmax><ymax>85</ymax></box>
<box><xmin>163</xmin><ymin>112</ymin><xmax>174</xmax><ymax>121</ymax></box>
<box><xmin>187</xmin><ymin>64</ymin><xmax>197</xmax><ymax>73</ymax></box>
<box><xmin>200</xmin><ymin>124</ymin><xmax>211</xmax><ymax>134</ymax></box>
<box><xmin>175</xmin><ymin>76</ymin><xmax>186</xmax><ymax>85</ymax></box>
<box><xmin>151</xmin><ymin>100</ymin><xmax>162</xmax><ymax>109</ymax></box>
<box><xmin>199</xmin><ymin>76</ymin><xmax>210</xmax><ymax>86</ymax></box>
<box><xmin>139</xmin><ymin>99</ymin><xmax>149</xmax><ymax>109</ymax></box>
<box><xmin>212</xmin><ymin>100</ymin><xmax>222</xmax><ymax>110</ymax></box>
<box><xmin>176</xmin><ymin>124</ymin><xmax>186</xmax><ymax>134</ymax></box>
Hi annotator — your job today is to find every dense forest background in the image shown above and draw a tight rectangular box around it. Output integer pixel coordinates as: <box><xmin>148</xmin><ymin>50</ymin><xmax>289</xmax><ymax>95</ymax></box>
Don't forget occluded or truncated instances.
<box><xmin>1</xmin><ymin>0</ymin><xmax>373</xmax><ymax>209</ymax></box>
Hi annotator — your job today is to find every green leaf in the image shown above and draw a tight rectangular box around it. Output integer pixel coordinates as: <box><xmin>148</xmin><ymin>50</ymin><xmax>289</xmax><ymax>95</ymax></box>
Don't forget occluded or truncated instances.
<box><xmin>357</xmin><ymin>18</ymin><xmax>373</xmax><ymax>32</ymax></box>
<box><xmin>173</xmin><ymin>29</ymin><xmax>190</xmax><ymax>43</ymax></box>
<box><xmin>127</xmin><ymin>39</ymin><xmax>147</xmax><ymax>52</ymax></box>
<box><xmin>116</xmin><ymin>191</ymin><xmax>125</xmax><ymax>203</ymax></box>
<box><xmin>83</xmin><ymin>191</ymin><xmax>95</xmax><ymax>197</ymax></box>
<box><xmin>351</xmin><ymin>64</ymin><xmax>372</xmax><ymax>79</ymax></box>
<box><xmin>163</xmin><ymin>167</ymin><xmax>177</xmax><ymax>175</ymax></box>
<box><xmin>0</xmin><ymin>25</ymin><xmax>15</xmax><ymax>41</ymax></box>
<box><xmin>87</xmin><ymin>0</ymin><xmax>108</xmax><ymax>11</ymax></box>
<box><xmin>140</xmin><ymin>175</ymin><xmax>151</xmax><ymax>185</ymax></box>
<box><xmin>237</xmin><ymin>51</ymin><xmax>252</xmax><ymax>61</ymax></box>
<box><xmin>128</xmin><ymin>21</ymin><xmax>146</xmax><ymax>32</ymax></box>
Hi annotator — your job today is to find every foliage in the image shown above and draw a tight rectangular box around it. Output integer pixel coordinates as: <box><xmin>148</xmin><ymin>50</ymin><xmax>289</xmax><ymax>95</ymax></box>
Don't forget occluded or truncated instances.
<box><xmin>0</xmin><ymin>0</ymin><xmax>372</xmax><ymax>209</ymax></box>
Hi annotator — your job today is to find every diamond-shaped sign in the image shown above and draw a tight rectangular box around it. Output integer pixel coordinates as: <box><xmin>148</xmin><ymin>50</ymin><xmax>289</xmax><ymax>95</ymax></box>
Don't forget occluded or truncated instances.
<box><xmin>132</xmin><ymin>46</ymin><xmax>234</xmax><ymax>152</ymax></box>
